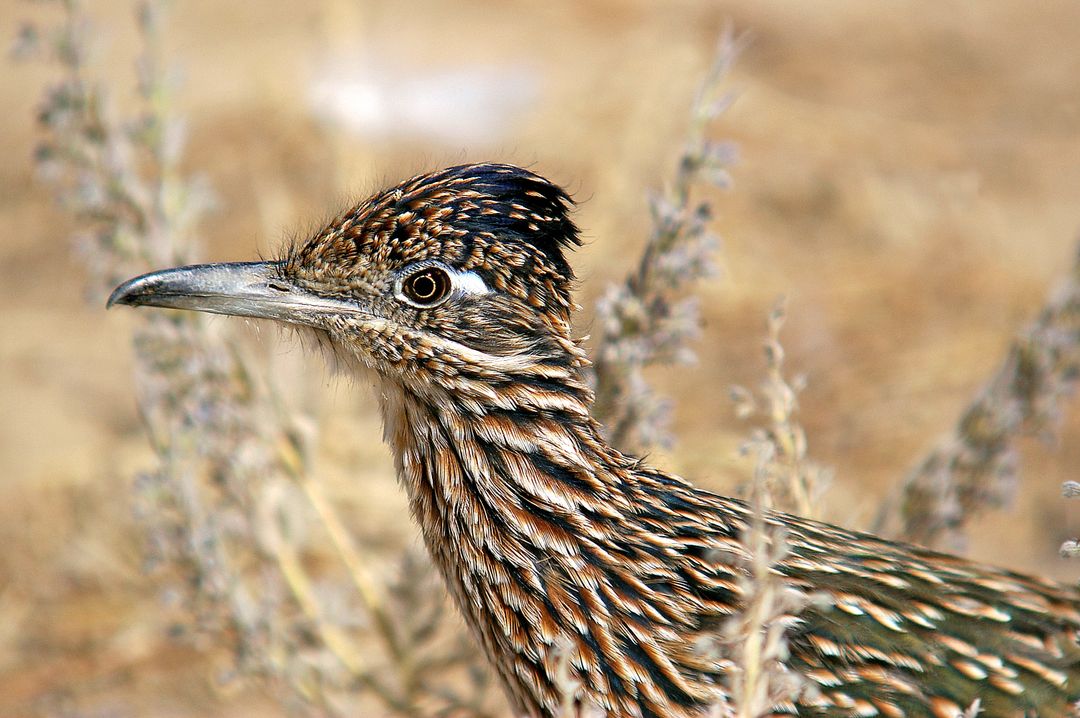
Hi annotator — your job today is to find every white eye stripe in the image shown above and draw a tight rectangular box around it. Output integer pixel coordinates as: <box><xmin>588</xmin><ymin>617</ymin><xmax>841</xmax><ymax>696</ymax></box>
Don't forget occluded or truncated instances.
<box><xmin>452</xmin><ymin>270</ymin><xmax>489</xmax><ymax>296</ymax></box>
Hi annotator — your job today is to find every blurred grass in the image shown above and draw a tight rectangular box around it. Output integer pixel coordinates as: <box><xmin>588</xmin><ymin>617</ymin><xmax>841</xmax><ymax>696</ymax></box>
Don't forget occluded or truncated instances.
<box><xmin>3</xmin><ymin>0</ymin><xmax>1080</xmax><ymax>715</ymax></box>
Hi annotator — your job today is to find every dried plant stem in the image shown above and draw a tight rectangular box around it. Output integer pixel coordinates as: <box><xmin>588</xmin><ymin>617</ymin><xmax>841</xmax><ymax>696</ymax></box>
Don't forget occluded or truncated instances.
<box><xmin>1060</xmin><ymin>481</ymin><xmax>1080</xmax><ymax>559</ymax></box>
<box><xmin>592</xmin><ymin>28</ymin><xmax>742</xmax><ymax>452</ymax></box>
<box><xmin>265</xmin><ymin>523</ymin><xmax>418</xmax><ymax>714</ymax></box>
<box><xmin>738</xmin><ymin>463</ymin><xmax>778</xmax><ymax>717</ymax></box>
<box><xmin>722</xmin><ymin>438</ymin><xmax>811</xmax><ymax>717</ymax></box>
<box><xmin>730</xmin><ymin>299</ymin><xmax>831</xmax><ymax>519</ymax></box>
<box><xmin>297</xmin><ymin>476</ymin><xmax>411</xmax><ymax>671</ymax></box>
<box><xmin>878</xmin><ymin>243</ymin><xmax>1080</xmax><ymax>548</ymax></box>
<box><xmin>265</xmin><ymin>521</ymin><xmax>365</xmax><ymax>676</ymax></box>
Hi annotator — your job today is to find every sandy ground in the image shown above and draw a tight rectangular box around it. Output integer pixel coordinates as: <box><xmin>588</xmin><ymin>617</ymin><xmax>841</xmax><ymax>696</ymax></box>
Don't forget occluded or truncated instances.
<box><xmin>2</xmin><ymin>0</ymin><xmax>1080</xmax><ymax>715</ymax></box>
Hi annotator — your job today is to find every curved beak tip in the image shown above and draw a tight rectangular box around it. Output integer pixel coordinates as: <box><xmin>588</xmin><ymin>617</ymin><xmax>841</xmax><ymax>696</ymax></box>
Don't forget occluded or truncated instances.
<box><xmin>106</xmin><ymin>279</ymin><xmax>141</xmax><ymax>309</ymax></box>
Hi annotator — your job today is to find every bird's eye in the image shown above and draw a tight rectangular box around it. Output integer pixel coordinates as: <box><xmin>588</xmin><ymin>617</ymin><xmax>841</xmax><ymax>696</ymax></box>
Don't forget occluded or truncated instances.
<box><xmin>400</xmin><ymin>266</ymin><xmax>452</xmax><ymax>307</ymax></box>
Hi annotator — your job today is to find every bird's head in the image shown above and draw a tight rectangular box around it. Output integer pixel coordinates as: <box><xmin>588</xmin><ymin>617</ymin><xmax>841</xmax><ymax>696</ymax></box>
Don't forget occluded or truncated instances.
<box><xmin>108</xmin><ymin>164</ymin><xmax>588</xmax><ymax>392</ymax></box>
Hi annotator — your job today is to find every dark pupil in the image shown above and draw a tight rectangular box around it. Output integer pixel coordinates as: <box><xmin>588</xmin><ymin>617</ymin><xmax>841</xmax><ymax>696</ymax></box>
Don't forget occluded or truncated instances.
<box><xmin>409</xmin><ymin>271</ymin><xmax>443</xmax><ymax>302</ymax></box>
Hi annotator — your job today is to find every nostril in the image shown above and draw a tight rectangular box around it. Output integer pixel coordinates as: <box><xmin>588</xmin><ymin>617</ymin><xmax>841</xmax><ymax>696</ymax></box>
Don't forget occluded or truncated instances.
<box><xmin>267</xmin><ymin>280</ymin><xmax>291</xmax><ymax>293</ymax></box>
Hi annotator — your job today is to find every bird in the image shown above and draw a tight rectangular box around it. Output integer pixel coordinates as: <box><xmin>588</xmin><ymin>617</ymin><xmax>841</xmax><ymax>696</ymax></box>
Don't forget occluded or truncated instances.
<box><xmin>108</xmin><ymin>163</ymin><xmax>1080</xmax><ymax>718</ymax></box>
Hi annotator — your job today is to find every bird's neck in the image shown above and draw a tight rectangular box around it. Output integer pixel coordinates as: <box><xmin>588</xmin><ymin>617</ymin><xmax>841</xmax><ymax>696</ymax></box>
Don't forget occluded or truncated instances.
<box><xmin>374</xmin><ymin>353</ymin><xmax>647</xmax><ymax>710</ymax></box>
<box><xmin>373</xmin><ymin>346</ymin><xmax>728</xmax><ymax>717</ymax></box>
<box><xmin>376</xmin><ymin>354</ymin><xmax>641</xmax><ymax>551</ymax></box>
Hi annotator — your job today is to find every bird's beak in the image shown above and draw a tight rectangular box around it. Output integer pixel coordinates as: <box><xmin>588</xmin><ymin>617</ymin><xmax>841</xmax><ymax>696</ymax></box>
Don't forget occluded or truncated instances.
<box><xmin>107</xmin><ymin>261</ymin><xmax>357</xmax><ymax>327</ymax></box>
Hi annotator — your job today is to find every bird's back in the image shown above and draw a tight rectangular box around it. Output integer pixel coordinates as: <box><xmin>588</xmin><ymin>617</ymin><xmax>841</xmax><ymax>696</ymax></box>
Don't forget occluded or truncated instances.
<box><xmin>641</xmin><ymin>472</ymin><xmax>1080</xmax><ymax>717</ymax></box>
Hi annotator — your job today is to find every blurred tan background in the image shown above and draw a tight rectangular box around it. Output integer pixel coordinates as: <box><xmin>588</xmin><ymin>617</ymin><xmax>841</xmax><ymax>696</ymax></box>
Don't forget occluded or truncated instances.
<box><xmin>3</xmin><ymin>0</ymin><xmax>1080</xmax><ymax>715</ymax></box>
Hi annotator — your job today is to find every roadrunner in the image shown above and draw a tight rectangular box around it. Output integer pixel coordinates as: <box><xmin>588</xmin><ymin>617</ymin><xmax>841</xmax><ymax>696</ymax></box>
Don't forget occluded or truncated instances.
<box><xmin>109</xmin><ymin>164</ymin><xmax>1080</xmax><ymax>717</ymax></box>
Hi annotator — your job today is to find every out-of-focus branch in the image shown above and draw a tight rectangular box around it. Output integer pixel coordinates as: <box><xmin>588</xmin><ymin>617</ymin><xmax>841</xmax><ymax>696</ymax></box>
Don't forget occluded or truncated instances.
<box><xmin>730</xmin><ymin>299</ymin><xmax>832</xmax><ymax>520</ymax></box>
<box><xmin>591</xmin><ymin>28</ymin><xmax>742</xmax><ymax>453</ymax></box>
<box><xmin>20</xmin><ymin>2</ymin><xmax>492</xmax><ymax>715</ymax></box>
<box><xmin>877</xmin><ymin>243</ymin><xmax>1080</xmax><ymax>548</ymax></box>
<box><xmin>714</xmin><ymin>438</ymin><xmax>814</xmax><ymax>717</ymax></box>
<box><xmin>1059</xmin><ymin>480</ymin><xmax>1080</xmax><ymax>558</ymax></box>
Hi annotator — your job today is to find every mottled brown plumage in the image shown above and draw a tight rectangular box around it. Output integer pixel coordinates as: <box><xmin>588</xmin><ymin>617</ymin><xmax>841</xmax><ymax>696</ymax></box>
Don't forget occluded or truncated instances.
<box><xmin>110</xmin><ymin>164</ymin><xmax>1080</xmax><ymax>717</ymax></box>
